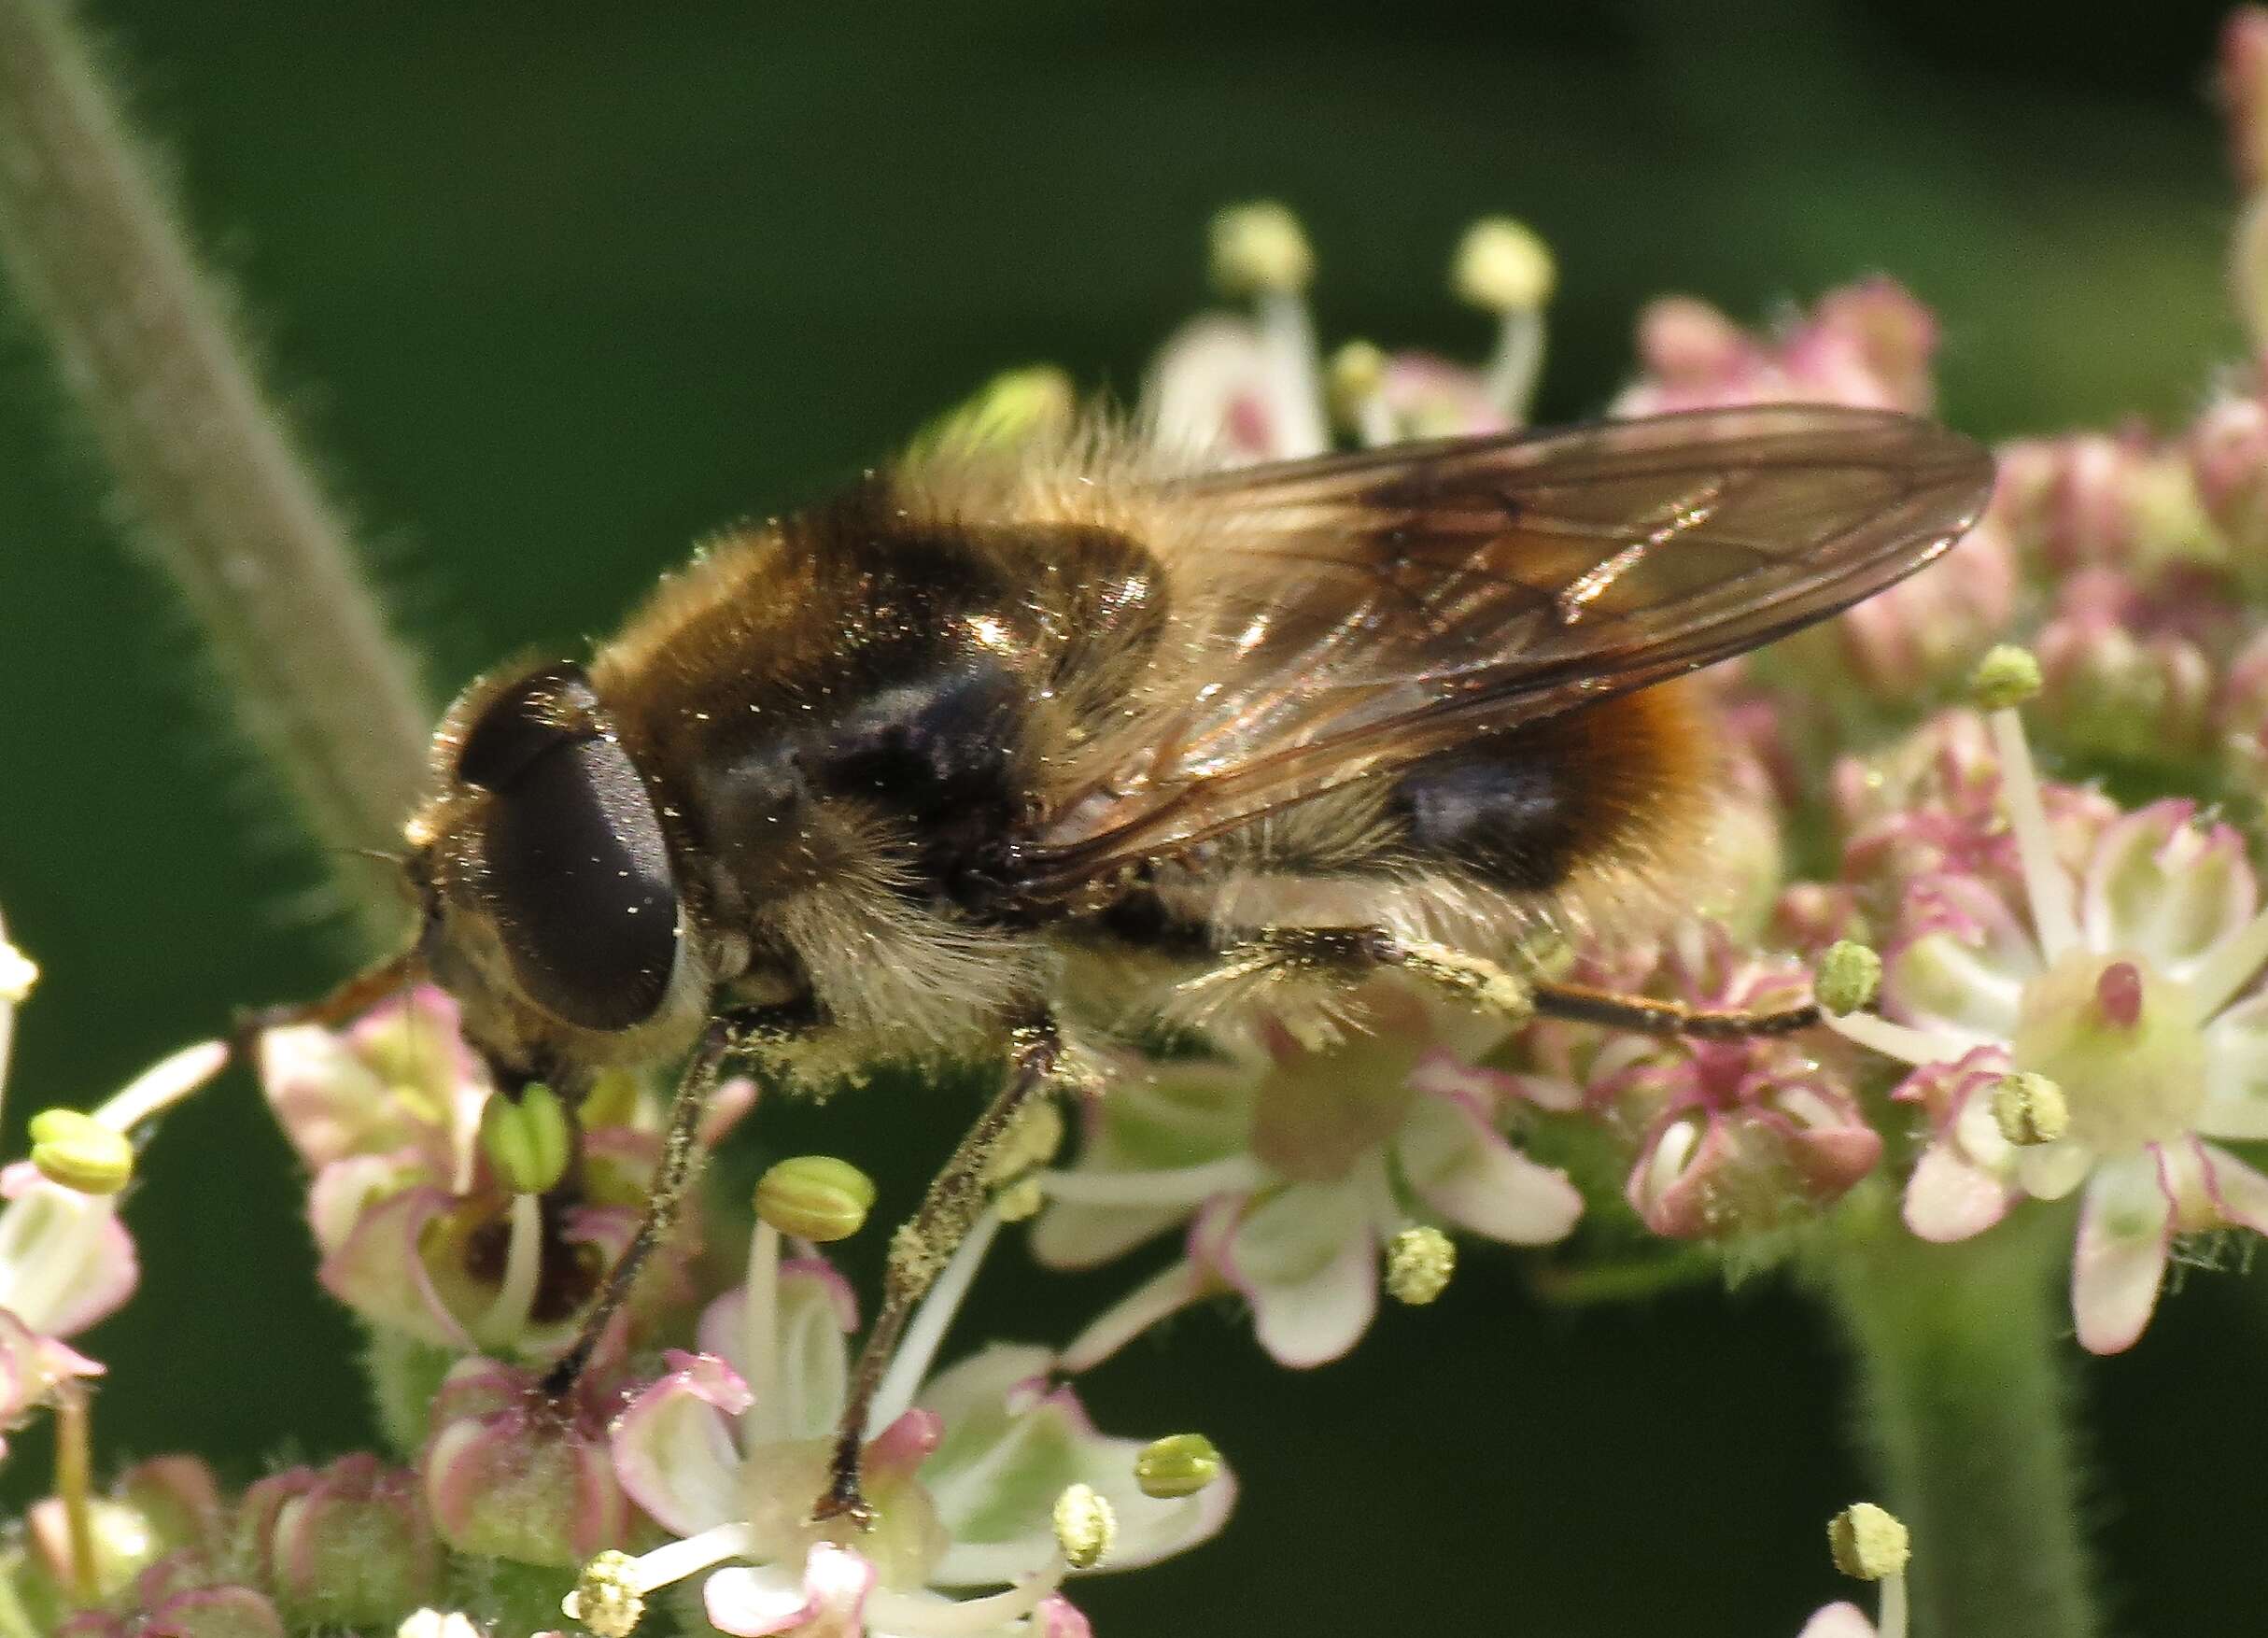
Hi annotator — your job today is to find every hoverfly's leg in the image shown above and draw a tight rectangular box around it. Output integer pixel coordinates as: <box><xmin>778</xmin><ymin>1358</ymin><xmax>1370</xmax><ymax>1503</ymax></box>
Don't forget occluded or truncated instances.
<box><xmin>539</xmin><ymin>1015</ymin><xmax>734</xmax><ymax>1398</ymax></box>
<box><xmin>811</xmin><ymin>1016</ymin><xmax>1067</xmax><ymax>1528</ymax></box>
<box><xmin>1527</xmin><ymin>976</ymin><xmax>1819</xmax><ymax>1038</ymax></box>
<box><xmin>1232</xmin><ymin>926</ymin><xmax>1819</xmax><ymax>1038</ymax></box>
<box><xmin>1230</xmin><ymin>925</ymin><xmax>1540</xmax><ymax>1026</ymax></box>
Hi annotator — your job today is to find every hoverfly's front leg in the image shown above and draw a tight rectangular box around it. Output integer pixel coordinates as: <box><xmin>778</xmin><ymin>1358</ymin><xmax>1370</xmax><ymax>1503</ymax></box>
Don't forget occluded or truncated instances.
<box><xmin>1228</xmin><ymin>925</ymin><xmax>1819</xmax><ymax>1038</ymax></box>
<box><xmin>810</xmin><ymin>1015</ymin><xmax>1072</xmax><ymax>1528</ymax></box>
<box><xmin>540</xmin><ymin>1001</ymin><xmax>806</xmax><ymax>1400</ymax></box>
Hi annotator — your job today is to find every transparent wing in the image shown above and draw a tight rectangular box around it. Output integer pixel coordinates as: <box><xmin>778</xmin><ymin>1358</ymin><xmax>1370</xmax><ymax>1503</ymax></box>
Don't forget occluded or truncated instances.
<box><xmin>1019</xmin><ymin>402</ymin><xmax>1993</xmax><ymax>896</ymax></box>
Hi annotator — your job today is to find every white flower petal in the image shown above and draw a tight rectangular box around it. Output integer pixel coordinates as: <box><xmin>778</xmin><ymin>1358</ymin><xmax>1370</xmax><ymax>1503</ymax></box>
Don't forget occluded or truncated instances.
<box><xmin>2081</xmin><ymin>804</ymin><xmax>2255</xmax><ymax>977</ymax></box>
<box><xmin>610</xmin><ymin>1361</ymin><xmax>751</xmax><ymax>1536</ymax></box>
<box><xmin>1201</xmin><ymin>1181</ymin><xmax>1376</xmax><ymax>1368</ymax></box>
<box><xmin>2199</xmin><ymin>985</ymin><xmax>2268</xmax><ymax>1139</ymax></box>
<box><xmin>2014</xmin><ymin>1140</ymin><xmax>2093</xmax><ymax>1202</ymax></box>
<box><xmin>1903</xmin><ymin>1139</ymin><xmax>2013</xmax><ymax>1242</ymax></box>
<box><xmin>1396</xmin><ymin>1088</ymin><xmax>1580</xmax><ymax>1245</ymax></box>
<box><xmin>2071</xmin><ymin>1151</ymin><xmax>2174</xmax><ymax>1354</ymax></box>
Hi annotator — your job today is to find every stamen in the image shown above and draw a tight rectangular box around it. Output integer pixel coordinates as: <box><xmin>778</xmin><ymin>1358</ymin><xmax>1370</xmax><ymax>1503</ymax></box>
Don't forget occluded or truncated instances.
<box><xmin>742</xmin><ymin>1219</ymin><xmax>782</xmax><ymax>1443</ymax></box>
<box><xmin>1821</xmin><ymin>1008</ymin><xmax>1974</xmax><ymax>1069</ymax></box>
<box><xmin>867</xmin><ymin>1205</ymin><xmax>1002</xmax><ymax>1436</ymax></box>
<box><xmin>473</xmin><ymin>1191</ymin><xmax>543</xmax><ymax>1346</ymax></box>
<box><xmin>611</xmin><ymin>1522</ymin><xmax>761</xmax><ymax>1597</ymax></box>
<box><xmin>1035</xmin><ymin>1155</ymin><xmax>1266</xmax><ymax>1210</ymax></box>
<box><xmin>1986</xmin><ymin>703</ymin><xmax>2080</xmax><ymax>960</ymax></box>
<box><xmin>867</xmin><ymin>1560</ymin><xmax>1065</xmax><ymax>1638</ymax></box>
<box><xmin>1328</xmin><ymin>340</ymin><xmax>1395</xmax><ymax>446</ymax></box>
<box><xmin>1453</xmin><ymin>218</ymin><xmax>1556</xmax><ymax>423</ymax></box>
<box><xmin>91</xmin><ymin>1039</ymin><xmax>228</xmax><ymax>1135</ymax></box>
<box><xmin>1059</xmin><ymin>1259</ymin><xmax>1209</xmax><ymax>1375</ymax></box>
<box><xmin>1208</xmin><ymin>203</ymin><xmax>1328</xmax><ymax>458</ymax></box>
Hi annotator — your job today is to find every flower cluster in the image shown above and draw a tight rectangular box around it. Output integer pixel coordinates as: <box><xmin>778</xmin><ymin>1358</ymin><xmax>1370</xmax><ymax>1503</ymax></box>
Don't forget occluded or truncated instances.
<box><xmin>29</xmin><ymin>15</ymin><xmax>2268</xmax><ymax>1634</ymax></box>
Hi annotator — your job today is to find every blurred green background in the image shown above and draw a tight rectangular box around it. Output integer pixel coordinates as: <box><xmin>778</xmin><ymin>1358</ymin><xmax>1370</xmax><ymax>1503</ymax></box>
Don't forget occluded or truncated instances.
<box><xmin>2</xmin><ymin>1</ymin><xmax>2263</xmax><ymax>1632</ymax></box>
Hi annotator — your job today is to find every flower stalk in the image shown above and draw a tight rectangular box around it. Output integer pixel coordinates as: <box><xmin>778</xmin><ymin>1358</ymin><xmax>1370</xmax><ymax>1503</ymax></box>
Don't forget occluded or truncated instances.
<box><xmin>0</xmin><ymin>0</ymin><xmax>429</xmax><ymax>934</ymax></box>
<box><xmin>1815</xmin><ymin>1192</ymin><xmax>2100</xmax><ymax>1638</ymax></box>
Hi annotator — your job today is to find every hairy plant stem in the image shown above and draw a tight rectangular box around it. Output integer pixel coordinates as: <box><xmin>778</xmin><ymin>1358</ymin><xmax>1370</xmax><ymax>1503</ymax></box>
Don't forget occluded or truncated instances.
<box><xmin>1816</xmin><ymin>1190</ymin><xmax>2098</xmax><ymax>1638</ymax></box>
<box><xmin>0</xmin><ymin>0</ymin><xmax>429</xmax><ymax>936</ymax></box>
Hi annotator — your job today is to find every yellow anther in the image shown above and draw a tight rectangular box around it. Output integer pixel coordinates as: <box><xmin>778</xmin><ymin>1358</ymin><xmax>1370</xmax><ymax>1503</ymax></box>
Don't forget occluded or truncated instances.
<box><xmin>1385</xmin><ymin>1224</ymin><xmax>1456</xmax><ymax>1305</ymax></box>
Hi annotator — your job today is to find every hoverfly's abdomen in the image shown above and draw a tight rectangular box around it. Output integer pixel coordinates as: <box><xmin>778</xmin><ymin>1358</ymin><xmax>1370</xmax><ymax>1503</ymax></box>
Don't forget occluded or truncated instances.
<box><xmin>1386</xmin><ymin>680</ymin><xmax>1716</xmax><ymax>899</ymax></box>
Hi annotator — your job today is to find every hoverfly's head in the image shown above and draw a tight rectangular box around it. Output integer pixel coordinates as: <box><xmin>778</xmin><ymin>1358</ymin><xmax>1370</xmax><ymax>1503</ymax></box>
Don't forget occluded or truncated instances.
<box><xmin>400</xmin><ymin>660</ymin><xmax>703</xmax><ymax>1086</ymax></box>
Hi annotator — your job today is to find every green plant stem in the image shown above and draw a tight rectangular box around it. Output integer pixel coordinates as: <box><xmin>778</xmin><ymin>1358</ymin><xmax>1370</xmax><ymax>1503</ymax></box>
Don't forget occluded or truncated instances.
<box><xmin>0</xmin><ymin>0</ymin><xmax>429</xmax><ymax>935</ymax></box>
<box><xmin>1816</xmin><ymin>1192</ymin><xmax>2098</xmax><ymax>1638</ymax></box>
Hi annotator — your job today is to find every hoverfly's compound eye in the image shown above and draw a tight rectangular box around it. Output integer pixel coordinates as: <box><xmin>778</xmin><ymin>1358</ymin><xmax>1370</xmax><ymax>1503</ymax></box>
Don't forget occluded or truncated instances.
<box><xmin>458</xmin><ymin>664</ymin><xmax>681</xmax><ymax>1032</ymax></box>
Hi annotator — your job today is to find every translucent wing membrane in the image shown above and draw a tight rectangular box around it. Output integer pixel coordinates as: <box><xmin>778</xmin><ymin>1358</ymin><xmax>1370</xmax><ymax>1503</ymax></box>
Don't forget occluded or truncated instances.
<box><xmin>1021</xmin><ymin>403</ymin><xmax>1993</xmax><ymax>894</ymax></box>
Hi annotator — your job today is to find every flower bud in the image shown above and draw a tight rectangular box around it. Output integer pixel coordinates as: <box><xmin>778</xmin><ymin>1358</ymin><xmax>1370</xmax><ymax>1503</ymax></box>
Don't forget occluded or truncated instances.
<box><xmin>479</xmin><ymin>1082</ymin><xmax>573</xmax><ymax>1195</ymax></box>
<box><xmin>2189</xmin><ymin>391</ymin><xmax>2268</xmax><ymax>561</ymax></box>
<box><xmin>754</xmin><ymin>1155</ymin><xmax>877</xmax><ymax>1242</ymax></box>
<box><xmin>1209</xmin><ymin>202</ymin><xmax>1312</xmax><ymax>296</ymax></box>
<box><xmin>1134</xmin><ymin>1433</ymin><xmax>1224</xmax><ymax>1500</ymax></box>
<box><xmin>139</xmin><ymin>1586</ymin><xmax>287</xmax><ymax>1638</ymax></box>
<box><xmin>1990</xmin><ymin>1072</ymin><xmax>2070</xmax><ymax>1147</ymax></box>
<box><xmin>1051</xmin><ymin>1484</ymin><xmax>1116</xmax><ymax>1571</ymax></box>
<box><xmin>1813</xmin><ymin>942</ymin><xmax>1882</xmax><ymax>1017</ymax></box>
<box><xmin>563</xmin><ymin>1550</ymin><xmax>644</xmax><ymax>1638</ymax></box>
<box><xmin>1969</xmin><ymin>644</ymin><xmax>2041</xmax><ymax>710</ymax></box>
<box><xmin>28</xmin><ymin>1109</ymin><xmax>133</xmax><ymax>1195</ymax></box>
<box><xmin>2036</xmin><ymin>615</ymin><xmax>2213</xmax><ymax>764</ymax></box>
<box><xmin>239</xmin><ymin>1455</ymin><xmax>440</xmax><ymax>1629</ymax></box>
<box><xmin>422</xmin><ymin>1359</ymin><xmax>627</xmax><ymax>1568</ymax></box>
<box><xmin>1827</xmin><ymin>1503</ymin><xmax>1910</xmax><ymax>1581</ymax></box>
<box><xmin>1384</xmin><ymin>1224</ymin><xmax>1456</xmax><ymax>1305</ymax></box>
<box><xmin>1452</xmin><ymin>217</ymin><xmax>1555</xmax><ymax>312</ymax></box>
<box><xmin>2224</xmin><ymin>9</ymin><xmax>2268</xmax><ymax>187</ymax></box>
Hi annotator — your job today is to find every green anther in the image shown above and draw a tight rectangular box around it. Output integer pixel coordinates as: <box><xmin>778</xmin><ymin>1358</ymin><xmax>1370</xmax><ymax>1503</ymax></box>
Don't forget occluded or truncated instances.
<box><xmin>912</xmin><ymin>365</ymin><xmax>1076</xmax><ymax>458</ymax></box>
<box><xmin>1210</xmin><ymin>201</ymin><xmax>1314</xmax><ymax>295</ymax></box>
<box><xmin>562</xmin><ymin>1549</ymin><xmax>643</xmax><ymax>1638</ymax></box>
<box><xmin>1970</xmin><ymin>643</ymin><xmax>2043</xmax><ymax>710</ymax></box>
<box><xmin>1453</xmin><ymin>217</ymin><xmax>1557</xmax><ymax>312</ymax></box>
<box><xmin>754</xmin><ymin>1155</ymin><xmax>878</xmax><ymax>1242</ymax></box>
<box><xmin>28</xmin><ymin>1108</ymin><xmax>132</xmax><ymax>1195</ymax></box>
<box><xmin>1814</xmin><ymin>941</ymin><xmax>1883</xmax><ymax>1017</ymax></box>
<box><xmin>479</xmin><ymin>1082</ymin><xmax>573</xmax><ymax>1195</ymax></box>
<box><xmin>1134</xmin><ymin>1433</ymin><xmax>1223</xmax><ymax>1500</ymax></box>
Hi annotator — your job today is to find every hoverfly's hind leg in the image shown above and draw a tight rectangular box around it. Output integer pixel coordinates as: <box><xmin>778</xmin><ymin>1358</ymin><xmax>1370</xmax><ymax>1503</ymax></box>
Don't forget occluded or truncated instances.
<box><xmin>1526</xmin><ymin>974</ymin><xmax>1819</xmax><ymax>1038</ymax></box>
<box><xmin>1223</xmin><ymin>925</ymin><xmax>1819</xmax><ymax>1038</ymax></box>
<box><xmin>810</xmin><ymin>1015</ymin><xmax>1073</xmax><ymax>1528</ymax></box>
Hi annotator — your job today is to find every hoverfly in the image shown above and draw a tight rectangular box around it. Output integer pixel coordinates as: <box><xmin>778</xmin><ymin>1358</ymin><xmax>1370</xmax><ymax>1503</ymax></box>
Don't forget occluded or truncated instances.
<box><xmin>252</xmin><ymin>402</ymin><xmax>1992</xmax><ymax>1520</ymax></box>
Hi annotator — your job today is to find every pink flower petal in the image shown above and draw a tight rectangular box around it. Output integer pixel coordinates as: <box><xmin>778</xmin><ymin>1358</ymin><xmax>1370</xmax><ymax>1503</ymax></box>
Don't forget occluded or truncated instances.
<box><xmin>2197</xmin><ymin>1141</ymin><xmax>2268</xmax><ymax>1235</ymax></box>
<box><xmin>2072</xmin><ymin>1150</ymin><xmax>2175</xmax><ymax>1353</ymax></box>
<box><xmin>1396</xmin><ymin>1088</ymin><xmax>1581</xmax><ymax>1245</ymax></box>
<box><xmin>316</xmin><ymin>1187</ymin><xmax>471</xmax><ymax>1348</ymax></box>
<box><xmin>610</xmin><ymin>1360</ymin><xmax>748</xmax><ymax>1535</ymax></box>
<box><xmin>1798</xmin><ymin>1603</ymin><xmax>1878</xmax><ymax>1638</ymax></box>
